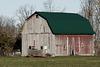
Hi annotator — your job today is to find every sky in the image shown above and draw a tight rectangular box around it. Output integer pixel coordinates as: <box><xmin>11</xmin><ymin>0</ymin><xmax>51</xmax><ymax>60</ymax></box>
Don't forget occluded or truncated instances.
<box><xmin>0</xmin><ymin>0</ymin><xmax>81</xmax><ymax>18</ymax></box>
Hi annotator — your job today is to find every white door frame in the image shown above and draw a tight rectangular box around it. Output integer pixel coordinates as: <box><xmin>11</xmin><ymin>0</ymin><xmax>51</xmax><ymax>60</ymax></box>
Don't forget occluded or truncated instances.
<box><xmin>67</xmin><ymin>37</ymin><xmax>69</xmax><ymax>55</ymax></box>
<box><xmin>72</xmin><ymin>37</ymin><xmax>75</xmax><ymax>55</ymax></box>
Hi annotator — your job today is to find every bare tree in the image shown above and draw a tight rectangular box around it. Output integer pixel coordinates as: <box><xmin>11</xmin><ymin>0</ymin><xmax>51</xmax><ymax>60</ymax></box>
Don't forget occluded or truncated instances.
<box><xmin>96</xmin><ymin>0</ymin><xmax>100</xmax><ymax>41</ymax></box>
<box><xmin>80</xmin><ymin>0</ymin><xmax>96</xmax><ymax>27</ymax></box>
<box><xmin>43</xmin><ymin>0</ymin><xmax>66</xmax><ymax>12</ymax></box>
<box><xmin>94</xmin><ymin>0</ymin><xmax>100</xmax><ymax>55</ymax></box>
<box><xmin>16</xmin><ymin>5</ymin><xmax>35</xmax><ymax>26</ymax></box>
<box><xmin>15</xmin><ymin>5</ymin><xmax>35</xmax><ymax>34</ymax></box>
<box><xmin>80</xmin><ymin>0</ymin><xmax>100</xmax><ymax>40</ymax></box>
<box><xmin>80</xmin><ymin>0</ymin><xmax>100</xmax><ymax>55</ymax></box>
<box><xmin>0</xmin><ymin>16</ymin><xmax>17</xmax><ymax>56</ymax></box>
<box><xmin>44</xmin><ymin>0</ymin><xmax>57</xmax><ymax>12</ymax></box>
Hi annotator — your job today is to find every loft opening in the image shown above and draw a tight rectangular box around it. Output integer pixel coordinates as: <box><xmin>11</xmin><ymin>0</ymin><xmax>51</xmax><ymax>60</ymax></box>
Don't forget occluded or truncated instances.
<box><xmin>36</xmin><ymin>15</ymin><xmax>39</xmax><ymax>18</ymax></box>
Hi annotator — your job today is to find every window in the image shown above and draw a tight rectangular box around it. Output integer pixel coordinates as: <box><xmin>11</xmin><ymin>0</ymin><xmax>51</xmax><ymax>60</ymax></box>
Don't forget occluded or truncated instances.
<box><xmin>44</xmin><ymin>27</ymin><xmax>45</xmax><ymax>32</ymax></box>
<box><xmin>29</xmin><ymin>46</ymin><xmax>31</xmax><ymax>49</ymax></box>
<box><xmin>40</xmin><ymin>46</ymin><xmax>43</xmax><ymax>50</ymax></box>
<box><xmin>81</xmin><ymin>42</ymin><xmax>84</xmax><ymax>46</ymax></box>
<box><xmin>44</xmin><ymin>46</ymin><xmax>47</xmax><ymax>49</ymax></box>
<box><xmin>36</xmin><ymin>15</ymin><xmax>39</xmax><ymax>18</ymax></box>
<box><xmin>64</xmin><ymin>45</ymin><xmax>66</xmax><ymax>49</ymax></box>
<box><xmin>31</xmin><ymin>46</ymin><xmax>35</xmax><ymax>50</ymax></box>
<box><xmin>29</xmin><ymin>46</ymin><xmax>35</xmax><ymax>50</ymax></box>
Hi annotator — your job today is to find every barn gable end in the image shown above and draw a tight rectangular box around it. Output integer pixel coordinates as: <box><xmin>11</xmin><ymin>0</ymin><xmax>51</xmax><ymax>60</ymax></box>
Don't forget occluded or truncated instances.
<box><xmin>22</xmin><ymin>13</ymin><xmax>55</xmax><ymax>56</ymax></box>
<box><xmin>22</xmin><ymin>13</ymin><xmax>52</xmax><ymax>34</ymax></box>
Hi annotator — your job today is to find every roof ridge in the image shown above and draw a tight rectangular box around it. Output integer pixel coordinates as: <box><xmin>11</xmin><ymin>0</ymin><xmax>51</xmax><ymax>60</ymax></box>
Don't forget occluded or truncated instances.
<box><xmin>36</xmin><ymin>11</ymin><xmax>78</xmax><ymax>15</ymax></box>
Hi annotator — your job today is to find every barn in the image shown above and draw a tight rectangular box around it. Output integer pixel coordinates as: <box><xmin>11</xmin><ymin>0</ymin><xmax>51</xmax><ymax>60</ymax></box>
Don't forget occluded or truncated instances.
<box><xmin>22</xmin><ymin>12</ymin><xmax>95</xmax><ymax>56</ymax></box>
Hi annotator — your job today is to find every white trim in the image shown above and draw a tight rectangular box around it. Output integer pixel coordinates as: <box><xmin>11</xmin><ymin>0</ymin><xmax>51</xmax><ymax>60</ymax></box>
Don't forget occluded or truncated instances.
<box><xmin>93</xmin><ymin>34</ymin><xmax>95</xmax><ymax>54</ymax></box>
<box><xmin>67</xmin><ymin>37</ymin><xmax>68</xmax><ymax>55</ymax></box>
<box><xmin>90</xmin><ymin>41</ymin><xmax>91</xmax><ymax>54</ymax></box>
<box><xmin>79</xmin><ymin>37</ymin><xmax>80</xmax><ymax>53</ymax></box>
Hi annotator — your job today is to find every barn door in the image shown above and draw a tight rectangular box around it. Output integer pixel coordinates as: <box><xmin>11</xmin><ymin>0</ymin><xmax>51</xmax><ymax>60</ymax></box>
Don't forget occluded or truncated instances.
<box><xmin>56</xmin><ymin>45</ymin><xmax>62</xmax><ymax>56</ymax></box>
<box><xmin>72</xmin><ymin>37</ymin><xmax>80</xmax><ymax>55</ymax></box>
<box><xmin>74</xmin><ymin>37</ymin><xmax>80</xmax><ymax>55</ymax></box>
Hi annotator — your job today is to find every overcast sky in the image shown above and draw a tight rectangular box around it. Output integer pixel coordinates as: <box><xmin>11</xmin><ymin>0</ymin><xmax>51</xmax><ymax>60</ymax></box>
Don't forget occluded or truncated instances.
<box><xmin>0</xmin><ymin>0</ymin><xmax>81</xmax><ymax>18</ymax></box>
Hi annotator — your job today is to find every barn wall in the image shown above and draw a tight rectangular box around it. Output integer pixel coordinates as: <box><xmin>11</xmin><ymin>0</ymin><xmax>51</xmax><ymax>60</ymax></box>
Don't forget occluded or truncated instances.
<box><xmin>55</xmin><ymin>35</ymin><xmax>94</xmax><ymax>56</ymax></box>
<box><xmin>55</xmin><ymin>35</ymin><xmax>68</xmax><ymax>56</ymax></box>
<box><xmin>22</xmin><ymin>34</ymin><xmax>28</xmax><ymax>56</ymax></box>
<box><xmin>80</xmin><ymin>35</ymin><xmax>94</xmax><ymax>55</ymax></box>
<box><xmin>22</xmin><ymin>14</ymin><xmax>55</xmax><ymax>56</ymax></box>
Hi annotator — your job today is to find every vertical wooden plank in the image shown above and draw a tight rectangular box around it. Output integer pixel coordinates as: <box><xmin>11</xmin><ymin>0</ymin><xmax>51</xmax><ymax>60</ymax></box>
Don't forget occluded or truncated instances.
<box><xmin>79</xmin><ymin>37</ymin><xmax>80</xmax><ymax>54</ymax></box>
<box><xmin>90</xmin><ymin>40</ymin><xmax>91</xmax><ymax>54</ymax></box>
<box><xmin>34</xmin><ymin>40</ymin><xmax>35</xmax><ymax>47</ymax></box>
<box><xmin>93</xmin><ymin>35</ymin><xmax>95</xmax><ymax>54</ymax></box>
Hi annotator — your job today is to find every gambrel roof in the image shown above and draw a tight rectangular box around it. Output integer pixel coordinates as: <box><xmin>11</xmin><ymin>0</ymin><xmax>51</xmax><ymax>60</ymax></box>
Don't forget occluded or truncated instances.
<box><xmin>27</xmin><ymin>12</ymin><xmax>95</xmax><ymax>34</ymax></box>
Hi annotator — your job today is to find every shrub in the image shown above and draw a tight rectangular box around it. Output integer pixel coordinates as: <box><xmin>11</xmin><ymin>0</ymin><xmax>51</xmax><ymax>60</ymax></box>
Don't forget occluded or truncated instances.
<box><xmin>45</xmin><ymin>53</ymin><xmax>52</xmax><ymax>57</ymax></box>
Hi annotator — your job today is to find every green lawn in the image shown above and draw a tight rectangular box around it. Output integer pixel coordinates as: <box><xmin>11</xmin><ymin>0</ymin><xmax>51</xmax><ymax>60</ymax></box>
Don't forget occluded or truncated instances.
<box><xmin>0</xmin><ymin>56</ymin><xmax>100</xmax><ymax>67</ymax></box>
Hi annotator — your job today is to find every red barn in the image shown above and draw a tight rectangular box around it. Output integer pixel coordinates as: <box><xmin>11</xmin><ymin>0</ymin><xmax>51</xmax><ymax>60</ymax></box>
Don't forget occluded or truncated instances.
<box><xmin>22</xmin><ymin>12</ymin><xmax>95</xmax><ymax>56</ymax></box>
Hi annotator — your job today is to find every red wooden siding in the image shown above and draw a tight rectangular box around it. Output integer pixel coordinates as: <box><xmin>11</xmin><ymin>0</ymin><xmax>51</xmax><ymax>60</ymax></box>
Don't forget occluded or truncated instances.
<box><xmin>74</xmin><ymin>37</ymin><xmax>80</xmax><ymax>55</ymax></box>
<box><xmin>55</xmin><ymin>35</ymin><xmax>94</xmax><ymax>56</ymax></box>
<box><xmin>80</xmin><ymin>36</ymin><xmax>94</xmax><ymax>54</ymax></box>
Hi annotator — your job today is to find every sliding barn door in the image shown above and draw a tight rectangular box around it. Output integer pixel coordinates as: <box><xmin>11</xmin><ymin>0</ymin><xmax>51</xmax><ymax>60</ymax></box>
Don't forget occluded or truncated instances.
<box><xmin>72</xmin><ymin>37</ymin><xmax>80</xmax><ymax>55</ymax></box>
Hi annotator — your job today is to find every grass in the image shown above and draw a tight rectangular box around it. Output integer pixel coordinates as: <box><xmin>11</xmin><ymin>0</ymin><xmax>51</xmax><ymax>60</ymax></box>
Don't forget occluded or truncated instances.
<box><xmin>0</xmin><ymin>56</ymin><xmax>100</xmax><ymax>67</ymax></box>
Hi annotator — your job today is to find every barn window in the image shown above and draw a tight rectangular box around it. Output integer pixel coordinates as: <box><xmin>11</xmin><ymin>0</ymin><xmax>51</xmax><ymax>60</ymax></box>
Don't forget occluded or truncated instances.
<box><xmin>36</xmin><ymin>15</ymin><xmax>39</xmax><ymax>18</ymax></box>
<box><xmin>81</xmin><ymin>42</ymin><xmax>84</xmax><ymax>46</ymax></box>
<box><xmin>31</xmin><ymin>46</ymin><xmax>35</xmax><ymax>50</ymax></box>
<box><xmin>44</xmin><ymin>27</ymin><xmax>45</xmax><ymax>32</ymax></box>
<box><xmin>40</xmin><ymin>46</ymin><xmax>43</xmax><ymax>50</ymax></box>
<box><xmin>29</xmin><ymin>46</ymin><xmax>31</xmax><ymax>49</ymax></box>
<box><xmin>29</xmin><ymin>46</ymin><xmax>35</xmax><ymax>50</ymax></box>
<box><xmin>64</xmin><ymin>45</ymin><xmax>66</xmax><ymax>49</ymax></box>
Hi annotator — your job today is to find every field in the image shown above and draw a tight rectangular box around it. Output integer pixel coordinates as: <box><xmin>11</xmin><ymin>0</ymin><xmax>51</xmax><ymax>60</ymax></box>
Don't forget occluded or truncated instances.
<box><xmin>0</xmin><ymin>56</ymin><xmax>100</xmax><ymax>67</ymax></box>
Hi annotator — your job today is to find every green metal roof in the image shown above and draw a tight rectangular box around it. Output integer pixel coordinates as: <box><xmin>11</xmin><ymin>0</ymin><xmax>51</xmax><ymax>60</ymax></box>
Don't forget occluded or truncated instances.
<box><xmin>34</xmin><ymin>12</ymin><xmax>95</xmax><ymax>34</ymax></box>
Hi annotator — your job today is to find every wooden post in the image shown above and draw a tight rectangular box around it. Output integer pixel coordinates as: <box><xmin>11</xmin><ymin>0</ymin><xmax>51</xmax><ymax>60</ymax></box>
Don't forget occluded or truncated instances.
<box><xmin>67</xmin><ymin>37</ymin><xmax>68</xmax><ymax>55</ymax></box>
<box><xmin>79</xmin><ymin>37</ymin><xmax>80</xmax><ymax>54</ymax></box>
